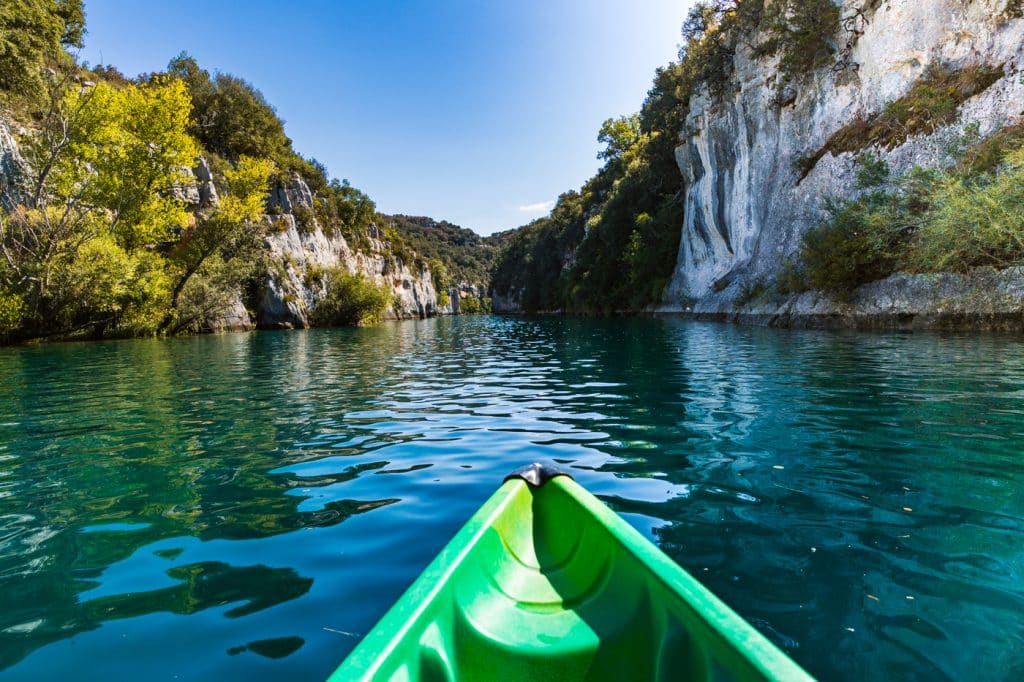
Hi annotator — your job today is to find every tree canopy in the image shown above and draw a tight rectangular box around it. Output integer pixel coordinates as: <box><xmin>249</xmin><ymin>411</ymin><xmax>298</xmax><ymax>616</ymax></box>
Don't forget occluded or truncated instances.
<box><xmin>0</xmin><ymin>0</ymin><xmax>84</xmax><ymax>94</ymax></box>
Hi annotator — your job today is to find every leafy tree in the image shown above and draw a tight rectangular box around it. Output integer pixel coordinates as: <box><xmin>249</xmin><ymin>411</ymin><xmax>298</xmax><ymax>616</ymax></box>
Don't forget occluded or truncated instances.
<box><xmin>597</xmin><ymin>114</ymin><xmax>640</xmax><ymax>161</ymax></box>
<box><xmin>167</xmin><ymin>53</ymin><xmax>291</xmax><ymax>161</ymax></box>
<box><xmin>1</xmin><ymin>75</ymin><xmax>196</xmax><ymax>338</ymax></box>
<box><xmin>161</xmin><ymin>156</ymin><xmax>273</xmax><ymax>331</ymax></box>
<box><xmin>54</xmin><ymin>0</ymin><xmax>85</xmax><ymax>48</ymax></box>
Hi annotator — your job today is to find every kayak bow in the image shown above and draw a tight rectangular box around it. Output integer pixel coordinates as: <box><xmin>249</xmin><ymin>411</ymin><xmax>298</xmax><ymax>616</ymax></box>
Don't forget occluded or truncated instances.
<box><xmin>329</xmin><ymin>464</ymin><xmax>813</xmax><ymax>681</ymax></box>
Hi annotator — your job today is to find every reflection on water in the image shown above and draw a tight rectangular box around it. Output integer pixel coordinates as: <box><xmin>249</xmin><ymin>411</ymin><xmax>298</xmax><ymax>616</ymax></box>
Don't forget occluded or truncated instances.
<box><xmin>1</xmin><ymin>318</ymin><xmax>1023</xmax><ymax>680</ymax></box>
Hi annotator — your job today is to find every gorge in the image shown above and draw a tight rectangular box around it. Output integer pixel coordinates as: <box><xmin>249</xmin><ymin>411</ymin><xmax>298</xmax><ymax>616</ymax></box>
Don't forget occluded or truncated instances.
<box><xmin>491</xmin><ymin>0</ymin><xmax>1024</xmax><ymax>330</ymax></box>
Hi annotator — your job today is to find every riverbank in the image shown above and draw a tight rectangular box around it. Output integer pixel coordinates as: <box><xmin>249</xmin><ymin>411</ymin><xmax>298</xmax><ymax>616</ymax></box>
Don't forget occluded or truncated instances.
<box><xmin>649</xmin><ymin>266</ymin><xmax>1024</xmax><ymax>332</ymax></box>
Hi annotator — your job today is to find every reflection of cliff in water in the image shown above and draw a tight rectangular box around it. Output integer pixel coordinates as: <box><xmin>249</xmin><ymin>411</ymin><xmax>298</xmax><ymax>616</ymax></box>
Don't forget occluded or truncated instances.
<box><xmin>0</xmin><ymin>332</ymin><xmax>408</xmax><ymax>670</ymax></box>
<box><xmin>1</xmin><ymin>560</ymin><xmax>313</xmax><ymax>669</ymax></box>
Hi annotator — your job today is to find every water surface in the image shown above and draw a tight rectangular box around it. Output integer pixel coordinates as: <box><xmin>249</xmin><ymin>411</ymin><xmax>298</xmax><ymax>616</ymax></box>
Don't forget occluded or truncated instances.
<box><xmin>1</xmin><ymin>317</ymin><xmax>1023</xmax><ymax>680</ymax></box>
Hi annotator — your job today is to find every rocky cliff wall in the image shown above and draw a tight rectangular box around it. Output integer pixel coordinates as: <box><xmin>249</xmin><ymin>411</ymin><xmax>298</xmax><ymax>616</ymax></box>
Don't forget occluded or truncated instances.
<box><xmin>255</xmin><ymin>173</ymin><xmax>446</xmax><ymax>330</ymax></box>
<box><xmin>0</xmin><ymin>119</ymin><xmax>25</xmax><ymax>211</ymax></box>
<box><xmin>665</xmin><ymin>0</ymin><xmax>1024</xmax><ymax>315</ymax></box>
<box><xmin>0</xmin><ymin>117</ymin><xmax>447</xmax><ymax>332</ymax></box>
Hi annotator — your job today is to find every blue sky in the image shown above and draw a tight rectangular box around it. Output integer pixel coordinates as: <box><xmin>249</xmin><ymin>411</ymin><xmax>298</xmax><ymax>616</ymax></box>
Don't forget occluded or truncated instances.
<box><xmin>80</xmin><ymin>1</ymin><xmax>689</xmax><ymax>235</ymax></box>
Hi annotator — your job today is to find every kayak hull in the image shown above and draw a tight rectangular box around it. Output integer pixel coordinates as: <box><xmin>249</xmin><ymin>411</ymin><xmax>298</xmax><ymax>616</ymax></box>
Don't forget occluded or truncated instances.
<box><xmin>330</xmin><ymin>469</ymin><xmax>812</xmax><ymax>681</ymax></box>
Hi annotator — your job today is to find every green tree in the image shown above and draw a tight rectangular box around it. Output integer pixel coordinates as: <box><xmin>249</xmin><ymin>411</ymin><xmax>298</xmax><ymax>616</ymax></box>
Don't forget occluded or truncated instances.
<box><xmin>167</xmin><ymin>53</ymin><xmax>291</xmax><ymax>161</ymax></box>
<box><xmin>1</xmin><ymin>75</ymin><xmax>196</xmax><ymax>338</ymax></box>
<box><xmin>54</xmin><ymin>0</ymin><xmax>85</xmax><ymax>48</ymax></box>
<box><xmin>597</xmin><ymin>114</ymin><xmax>641</xmax><ymax>161</ymax></box>
<box><xmin>161</xmin><ymin>156</ymin><xmax>273</xmax><ymax>332</ymax></box>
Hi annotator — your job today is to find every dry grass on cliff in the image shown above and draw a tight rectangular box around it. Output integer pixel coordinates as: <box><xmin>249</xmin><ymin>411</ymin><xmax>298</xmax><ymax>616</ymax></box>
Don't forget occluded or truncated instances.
<box><xmin>795</xmin><ymin>63</ymin><xmax>1005</xmax><ymax>180</ymax></box>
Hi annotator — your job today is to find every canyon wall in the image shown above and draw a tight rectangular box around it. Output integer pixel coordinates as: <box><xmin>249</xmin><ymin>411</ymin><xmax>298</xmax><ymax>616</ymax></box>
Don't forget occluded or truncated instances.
<box><xmin>662</xmin><ymin>0</ymin><xmax>1024</xmax><ymax>319</ymax></box>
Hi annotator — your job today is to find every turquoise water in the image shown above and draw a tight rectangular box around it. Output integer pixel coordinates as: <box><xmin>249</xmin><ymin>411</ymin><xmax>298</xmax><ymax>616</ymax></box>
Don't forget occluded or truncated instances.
<box><xmin>1</xmin><ymin>317</ymin><xmax>1023</xmax><ymax>681</ymax></box>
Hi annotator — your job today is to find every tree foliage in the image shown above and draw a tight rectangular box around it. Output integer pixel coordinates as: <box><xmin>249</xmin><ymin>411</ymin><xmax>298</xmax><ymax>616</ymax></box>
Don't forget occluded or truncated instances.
<box><xmin>1</xmin><ymin>75</ymin><xmax>197</xmax><ymax>339</ymax></box>
<box><xmin>162</xmin><ymin>156</ymin><xmax>273</xmax><ymax>331</ymax></box>
<box><xmin>167</xmin><ymin>53</ymin><xmax>291</xmax><ymax>162</ymax></box>
<box><xmin>597</xmin><ymin>114</ymin><xmax>640</xmax><ymax>161</ymax></box>
<box><xmin>0</xmin><ymin>0</ymin><xmax>83</xmax><ymax>94</ymax></box>
<box><xmin>311</xmin><ymin>270</ymin><xmax>393</xmax><ymax>326</ymax></box>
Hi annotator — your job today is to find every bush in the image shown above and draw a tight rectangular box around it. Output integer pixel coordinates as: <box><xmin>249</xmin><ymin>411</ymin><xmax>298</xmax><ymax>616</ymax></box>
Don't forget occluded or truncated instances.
<box><xmin>0</xmin><ymin>287</ymin><xmax>25</xmax><ymax>336</ymax></box>
<box><xmin>775</xmin><ymin>259</ymin><xmax>809</xmax><ymax>295</ymax></box>
<box><xmin>799</xmin><ymin>191</ymin><xmax>915</xmax><ymax>298</ymax></box>
<box><xmin>855</xmin><ymin>152</ymin><xmax>890</xmax><ymax>189</ymax></box>
<box><xmin>909</xmin><ymin>146</ymin><xmax>1024</xmax><ymax>271</ymax></box>
<box><xmin>795</xmin><ymin>130</ymin><xmax>1024</xmax><ymax>295</ymax></box>
<box><xmin>458</xmin><ymin>295</ymin><xmax>493</xmax><ymax>314</ymax></box>
<box><xmin>310</xmin><ymin>270</ymin><xmax>392</xmax><ymax>326</ymax></box>
<box><xmin>734</xmin><ymin>277</ymin><xmax>767</xmax><ymax>307</ymax></box>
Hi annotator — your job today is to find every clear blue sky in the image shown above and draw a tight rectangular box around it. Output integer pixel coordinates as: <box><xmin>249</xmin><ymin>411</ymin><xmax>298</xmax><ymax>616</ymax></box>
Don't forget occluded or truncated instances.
<box><xmin>79</xmin><ymin>1</ymin><xmax>689</xmax><ymax>235</ymax></box>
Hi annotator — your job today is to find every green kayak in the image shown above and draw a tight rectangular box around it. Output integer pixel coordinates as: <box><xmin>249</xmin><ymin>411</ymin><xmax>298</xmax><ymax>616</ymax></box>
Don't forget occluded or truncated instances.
<box><xmin>329</xmin><ymin>464</ymin><xmax>813</xmax><ymax>681</ymax></box>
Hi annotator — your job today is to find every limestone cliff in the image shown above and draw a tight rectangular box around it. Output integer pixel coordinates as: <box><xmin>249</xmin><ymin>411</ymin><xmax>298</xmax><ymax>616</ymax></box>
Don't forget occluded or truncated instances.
<box><xmin>0</xmin><ymin>118</ymin><xmax>447</xmax><ymax>332</ymax></box>
<box><xmin>662</xmin><ymin>0</ymin><xmax>1024</xmax><ymax>317</ymax></box>
<box><xmin>255</xmin><ymin>173</ymin><xmax>446</xmax><ymax>330</ymax></box>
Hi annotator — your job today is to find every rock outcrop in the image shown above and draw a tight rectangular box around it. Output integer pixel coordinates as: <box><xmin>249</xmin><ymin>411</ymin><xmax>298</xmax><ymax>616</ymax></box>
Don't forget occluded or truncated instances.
<box><xmin>255</xmin><ymin>174</ymin><xmax>445</xmax><ymax>329</ymax></box>
<box><xmin>0</xmin><ymin>119</ymin><xmax>25</xmax><ymax>210</ymax></box>
<box><xmin>655</xmin><ymin>266</ymin><xmax>1024</xmax><ymax>331</ymax></box>
<box><xmin>664</xmin><ymin>0</ymin><xmax>1024</xmax><ymax>321</ymax></box>
<box><xmin>0</xmin><ymin>118</ymin><xmax>445</xmax><ymax>332</ymax></box>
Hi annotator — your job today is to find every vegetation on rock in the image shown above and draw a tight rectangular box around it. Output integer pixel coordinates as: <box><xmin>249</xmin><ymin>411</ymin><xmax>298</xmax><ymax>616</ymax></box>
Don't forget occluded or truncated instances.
<box><xmin>796</xmin><ymin>63</ymin><xmax>1005</xmax><ymax>180</ymax></box>
<box><xmin>310</xmin><ymin>269</ymin><xmax>393</xmax><ymax>326</ymax></box>
<box><xmin>794</xmin><ymin>127</ymin><xmax>1024</xmax><ymax>298</ymax></box>
<box><xmin>0</xmin><ymin>7</ymin><xmax>434</xmax><ymax>343</ymax></box>
<box><xmin>490</xmin><ymin>0</ymin><xmax>846</xmax><ymax>313</ymax></box>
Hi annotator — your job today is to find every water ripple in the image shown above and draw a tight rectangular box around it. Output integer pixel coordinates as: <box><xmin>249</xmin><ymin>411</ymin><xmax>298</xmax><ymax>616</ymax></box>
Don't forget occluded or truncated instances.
<box><xmin>0</xmin><ymin>318</ymin><xmax>1023</xmax><ymax>680</ymax></box>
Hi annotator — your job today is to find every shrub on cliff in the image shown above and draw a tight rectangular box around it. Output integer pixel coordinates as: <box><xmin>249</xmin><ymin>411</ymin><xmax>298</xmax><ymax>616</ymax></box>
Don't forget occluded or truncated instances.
<box><xmin>799</xmin><ymin>191</ymin><xmax>910</xmax><ymax>298</ymax></box>
<box><xmin>799</xmin><ymin>129</ymin><xmax>1024</xmax><ymax>296</ymax></box>
<box><xmin>758</xmin><ymin>0</ymin><xmax>840</xmax><ymax>84</ymax></box>
<box><xmin>311</xmin><ymin>270</ymin><xmax>392</xmax><ymax>326</ymax></box>
<box><xmin>909</xmin><ymin>145</ymin><xmax>1024</xmax><ymax>272</ymax></box>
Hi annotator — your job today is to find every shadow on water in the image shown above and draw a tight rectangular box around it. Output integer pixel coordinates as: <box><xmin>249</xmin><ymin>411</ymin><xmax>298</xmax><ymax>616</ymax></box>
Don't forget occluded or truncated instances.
<box><xmin>0</xmin><ymin>330</ymin><xmax>406</xmax><ymax>672</ymax></box>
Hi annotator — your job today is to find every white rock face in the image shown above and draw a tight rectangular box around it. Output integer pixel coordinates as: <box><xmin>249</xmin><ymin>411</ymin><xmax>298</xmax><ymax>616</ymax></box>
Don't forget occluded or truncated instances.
<box><xmin>257</xmin><ymin>175</ymin><xmax>445</xmax><ymax>328</ymax></box>
<box><xmin>665</xmin><ymin>0</ymin><xmax>1024</xmax><ymax>311</ymax></box>
<box><xmin>0</xmin><ymin>119</ymin><xmax>25</xmax><ymax>210</ymax></box>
